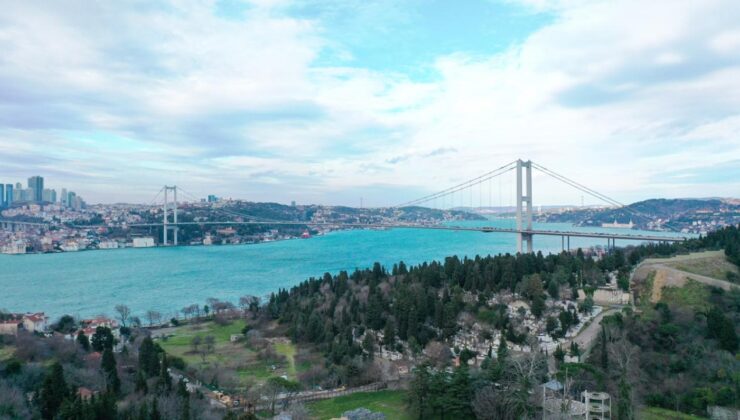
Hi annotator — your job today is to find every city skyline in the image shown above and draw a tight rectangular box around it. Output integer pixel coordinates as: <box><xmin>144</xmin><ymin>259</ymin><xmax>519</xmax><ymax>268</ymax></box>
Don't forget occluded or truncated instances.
<box><xmin>1</xmin><ymin>1</ymin><xmax>740</xmax><ymax>206</ymax></box>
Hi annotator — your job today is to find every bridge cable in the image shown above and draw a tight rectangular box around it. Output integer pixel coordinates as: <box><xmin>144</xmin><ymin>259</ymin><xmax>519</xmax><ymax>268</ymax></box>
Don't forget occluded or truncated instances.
<box><xmin>531</xmin><ymin>162</ymin><xmax>681</xmax><ymax>232</ymax></box>
<box><xmin>393</xmin><ymin>160</ymin><xmax>517</xmax><ymax>208</ymax></box>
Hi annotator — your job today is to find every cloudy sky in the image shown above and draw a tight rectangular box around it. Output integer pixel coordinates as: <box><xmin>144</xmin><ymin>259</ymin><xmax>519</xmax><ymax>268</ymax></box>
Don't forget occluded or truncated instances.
<box><xmin>1</xmin><ymin>0</ymin><xmax>739</xmax><ymax>206</ymax></box>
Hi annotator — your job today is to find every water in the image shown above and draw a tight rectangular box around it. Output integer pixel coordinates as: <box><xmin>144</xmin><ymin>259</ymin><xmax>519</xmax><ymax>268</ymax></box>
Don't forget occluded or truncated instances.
<box><xmin>0</xmin><ymin>219</ymin><xmax>685</xmax><ymax>319</ymax></box>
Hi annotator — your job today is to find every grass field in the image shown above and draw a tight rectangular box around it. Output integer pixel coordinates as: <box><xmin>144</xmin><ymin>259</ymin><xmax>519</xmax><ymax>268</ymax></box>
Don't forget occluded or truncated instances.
<box><xmin>307</xmin><ymin>390</ymin><xmax>411</xmax><ymax>420</ymax></box>
<box><xmin>640</xmin><ymin>407</ymin><xmax>707</xmax><ymax>420</ymax></box>
<box><xmin>157</xmin><ymin>319</ymin><xmax>250</xmax><ymax>365</ymax></box>
<box><xmin>274</xmin><ymin>341</ymin><xmax>297</xmax><ymax>377</ymax></box>
<box><xmin>662</xmin><ymin>250</ymin><xmax>739</xmax><ymax>282</ymax></box>
<box><xmin>661</xmin><ymin>279</ymin><xmax>711</xmax><ymax>311</ymax></box>
<box><xmin>156</xmin><ymin>319</ymin><xmax>300</xmax><ymax>385</ymax></box>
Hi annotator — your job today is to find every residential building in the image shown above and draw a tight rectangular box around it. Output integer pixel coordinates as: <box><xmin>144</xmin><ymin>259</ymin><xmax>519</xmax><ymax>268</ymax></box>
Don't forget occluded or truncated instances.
<box><xmin>22</xmin><ymin>313</ymin><xmax>48</xmax><ymax>333</ymax></box>
<box><xmin>0</xmin><ymin>319</ymin><xmax>20</xmax><ymax>335</ymax></box>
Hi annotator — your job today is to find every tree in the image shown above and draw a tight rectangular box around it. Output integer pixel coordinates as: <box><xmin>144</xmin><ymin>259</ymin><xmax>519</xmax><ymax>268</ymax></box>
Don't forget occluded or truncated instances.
<box><xmin>531</xmin><ymin>296</ymin><xmax>545</xmax><ymax>318</ymax></box>
<box><xmin>362</xmin><ymin>332</ymin><xmax>375</xmax><ymax>359</ymax></box>
<box><xmin>190</xmin><ymin>336</ymin><xmax>202</xmax><ymax>355</ymax></box>
<box><xmin>547</xmin><ymin>280</ymin><xmax>560</xmax><ymax>299</ymax></box>
<box><xmin>554</xmin><ymin>345</ymin><xmax>565</xmax><ymax>363</ymax></box>
<box><xmin>139</xmin><ymin>336</ymin><xmax>160</xmax><ymax>377</ymax></box>
<box><xmin>101</xmin><ymin>348</ymin><xmax>121</xmax><ymax>394</ymax></box>
<box><xmin>91</xmin><ymin>326</ymin><xmax>115</xmax><ymax>352</ymax></box>
<box><xmin>39</xmin><ymin>362</ymin><xmax>69</xmax><ymax>419</ymax></box>
<box><xmin>447</xmin><ymin>366</ymin><xmax>474</xmax><ymax>419</ymax></box>
<box><xmin>600</xmin><ymin>325</ymin><xmax>608</xmax><ymax>370</ymax></box>
<box><xmin>114</xmin><ymin>304</ymin><xmax>131</xmax><ymax>328</ymax></box>
<box><xmin>203</xmin><ymin>335</ymin><xmax>216</xmax><ymax>362</ymax></box>
<box><xmin>145</xmin><ymin>310</ymin><xmax>162</xmax><ymax>327</ymax></box>
<box><xmin>263</xmin><ymin>377</ymin><xmax>300</xmax><ymax>415</ymax></box>
<box><xmin>496</xmin><ymin>333</ymin><xmax>508</xmax><ymax>363</ymax></box>
<box><xmin>407</xmin><ymin>363</ymin><xmax>432</xmax><ymax>419</ymax></box>
<box><xmin>53</xmin><ymin>315</ymin><xmax>77</xmax><ymax>334</ymax></box>
<box><xmin>135</xmin><ymin>370</ymin><xmax>148</xmax><ymax>394</ymax></box>
<box><xmin>77</xmin><ymin>330</ymin><xmax>90</xmax><ymax>351</ymax></box>
<box><xmin>579</xmin><ymin>295</ymin><xmax>594</xmax><ymax>315</ymax></box>
<box><xmin>159</xmin><ymin>352</ymin><xmax>172</xmax><ymax>392</ymax></box>
<box><xmin>520</xmin><ymin>273</ymin><xmax>544</xmax><ymax>300</ymax></box>
<box><xmin>545</xmin><ymin>317</ymin><xmax>558</xmax><ymax>336</ymax></box>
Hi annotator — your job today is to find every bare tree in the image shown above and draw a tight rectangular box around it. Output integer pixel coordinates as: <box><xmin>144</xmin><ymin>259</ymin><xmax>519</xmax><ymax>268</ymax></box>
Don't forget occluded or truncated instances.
<box><xmin>475</xmin><ymin>340</ymin><xmax>547</xmax><ymax>420</ymax></box>
<box><xmin>190</xmin><ymin>336</ymin><xmax>202</xmax><ymax>355</ymax></box>
<box><xmin>239</xmin><ymin>295</ymin><xmax>260</xmax><ymax>319</ymax></box>
<box><xmin>145</xmin><ymin>310</ymin><xmax>162</xmax><ymax>327</ymax></box>
<box><xmin>425</xmin><ymin>341</ymin><xmax>452</xmax><ymax>368</ymax></box>
<box><xmin>114</xmin><ymin>304</ymin><xmax>131</xmax><ymax>328</ymax></box>
<box><xmin>198</xmin><ymin>335</ymin><xmax>216</xmax><ymax>362</ymax></box>
<box><xmin>181</xmin><ymin>305</ymin><xmax>193</xmax><ymax>320</ymax></box>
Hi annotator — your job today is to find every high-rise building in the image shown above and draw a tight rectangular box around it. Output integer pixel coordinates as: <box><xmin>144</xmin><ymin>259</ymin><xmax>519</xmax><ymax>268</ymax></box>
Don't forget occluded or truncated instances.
<box><xmin>60</xmin><ymin>188</ymin><xmax>67</xmax><ymax>206</ymax></box>
<box><xmin>42</xmin><ymin>189</ymin><xmax>57</xmax><ymax>203</ymax></box>
<box><xmin>0</xmin><ymin>184</ymin><xmax>4</xmax><ymax>207</ymax></box>
<box><xmin>6</xmin><ymin>184</ymin><xmax>14</xmax><ymax>206</ymax></box>
<box><xmin>21</xmin><ymin>189</ymin><xmax>34</xmax><ymax>202</ymax></box>
<box><xmin>27</xmin><ymin>176</ymin><xmax>43</xmax><ymax>202</ymax></box>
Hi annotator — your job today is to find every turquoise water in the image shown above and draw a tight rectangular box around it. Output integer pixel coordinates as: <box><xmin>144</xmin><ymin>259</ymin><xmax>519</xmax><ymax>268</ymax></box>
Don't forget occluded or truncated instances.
<box><xmin>0</xmin><ymin>219</ymin><xmax>684</xmax><ymax>319</ymax></box>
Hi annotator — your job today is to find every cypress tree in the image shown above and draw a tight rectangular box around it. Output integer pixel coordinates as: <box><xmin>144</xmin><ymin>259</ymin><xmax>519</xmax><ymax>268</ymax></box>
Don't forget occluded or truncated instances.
<box><xmin>151</xmin><ymin>398</ymin><xmax>162</xmax><ymax>420</ymax></box>
<box><xmin>159</xmin><ymin>352</ymin><xmax>172</xmax><ymax>392</ymax></box>
<box><xmin>600</xmin><ymin>325</ymin><xmax>608</xmax><ymax>370</ymax></box>
<box><xmin>39</xmin><ymin>362</ymin><xmax>69</xmax><ymax>419</ymax></box>
<box><xmin>135</xmin><ymin>370</ymin><xmax>148</xmax><ymax>394</ymax></box>
<box><xmin>139</xmin><ymin>336</ymin><xmax>159</xmax><ymax>377</ymax></box>
<box><xmin>101</xmin><ymin>348</ymin><xmax>121</xmax><ymax>394</ymax></box>
<box><xmin>77</xmin><ymin>330</ymin><xmax>90</xmax><ymax>351</ymax></box>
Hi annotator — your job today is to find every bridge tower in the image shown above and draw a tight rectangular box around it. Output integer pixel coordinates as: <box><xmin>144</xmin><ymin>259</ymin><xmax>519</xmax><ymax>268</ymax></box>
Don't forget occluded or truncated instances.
<box><xmin>516</xmin><ymin>159</ymin><xmax>533</xmax><ymax>253</ymax></box>
<box><xmin>162</xmin><ymin>185</ymin><xmax>178</xmax><ymax>246</ymax></box>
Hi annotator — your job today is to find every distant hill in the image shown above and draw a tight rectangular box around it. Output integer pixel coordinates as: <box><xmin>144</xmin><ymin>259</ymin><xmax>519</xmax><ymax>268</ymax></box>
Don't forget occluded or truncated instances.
<box><xmin>539</xmin><ymin>198</ymin><xmax>740</xmax><ymax>232</ymax></box>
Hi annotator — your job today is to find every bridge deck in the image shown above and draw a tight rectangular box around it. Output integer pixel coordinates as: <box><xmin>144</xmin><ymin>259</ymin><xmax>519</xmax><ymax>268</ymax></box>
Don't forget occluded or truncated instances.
<box><xmin>77</xmin><ymin>221</ymin><xmax>686</xmax><ymax>242</ymax></box>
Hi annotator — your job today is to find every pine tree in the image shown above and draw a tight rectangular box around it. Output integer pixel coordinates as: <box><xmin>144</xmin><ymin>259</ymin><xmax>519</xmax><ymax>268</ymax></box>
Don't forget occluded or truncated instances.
<box><xmin>39</xmin><ymin>362</ymin><xmax>69</xmax><ymax>419</ymax></box>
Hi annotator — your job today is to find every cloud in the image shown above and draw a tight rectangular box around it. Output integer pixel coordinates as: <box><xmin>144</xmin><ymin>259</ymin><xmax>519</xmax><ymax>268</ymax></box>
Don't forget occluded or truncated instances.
<box><xmin>0</xmin><ymin>0</ymin><xmax>739</xmax><ymax>205</ymax></box>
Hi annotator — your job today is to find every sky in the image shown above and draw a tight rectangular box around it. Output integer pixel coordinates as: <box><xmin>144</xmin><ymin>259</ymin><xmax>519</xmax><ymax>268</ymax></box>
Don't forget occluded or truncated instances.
<box><xmin>1</xmin><ymin>0</ymin><xmax>739</xmax><ymax>206</ymax></box>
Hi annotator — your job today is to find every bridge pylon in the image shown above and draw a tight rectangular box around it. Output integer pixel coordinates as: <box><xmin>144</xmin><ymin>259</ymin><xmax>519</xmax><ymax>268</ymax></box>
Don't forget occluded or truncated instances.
<box><xmin>162</xmin><ymin>185</ymin><xmax>178</xmax><ymax>246</ymax></box>
<box><xmin>516</xmin><ymin>159</ymin><xmax>533</xmax><ymax>253</ymax></box>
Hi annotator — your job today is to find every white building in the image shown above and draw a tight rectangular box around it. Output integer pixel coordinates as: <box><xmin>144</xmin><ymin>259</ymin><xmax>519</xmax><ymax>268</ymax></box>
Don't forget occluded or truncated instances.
<box><xmin>133</xmin><ymin>237</ymin><xmax>155</xmax><ymax>248</ymax></box>
<box><xmin>22</xmin><ymin>313</ymin><xmax>48</xmax><ymax>333</ymax></box>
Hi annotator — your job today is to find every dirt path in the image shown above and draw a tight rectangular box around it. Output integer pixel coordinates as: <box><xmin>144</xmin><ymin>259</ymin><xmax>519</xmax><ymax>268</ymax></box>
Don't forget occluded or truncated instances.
<box><xmin>568</xmin><ymin>308</ymin><xmax>618</xmax><ymax>355</ymax></box>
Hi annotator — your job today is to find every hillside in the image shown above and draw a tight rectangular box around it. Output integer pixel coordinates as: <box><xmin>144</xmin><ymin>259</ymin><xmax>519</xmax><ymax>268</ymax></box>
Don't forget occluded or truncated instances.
<box><xmin>539</xmin><ymin>198</ymin><xmax>740</xmax><ymax>233</ymax></box>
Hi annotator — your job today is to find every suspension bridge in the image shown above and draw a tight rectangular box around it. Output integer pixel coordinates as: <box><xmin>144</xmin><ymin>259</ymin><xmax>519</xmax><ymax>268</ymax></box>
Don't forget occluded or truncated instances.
<box><xmin>1</xmin><ymin>159</ymin><xmax>688</xmax><ymax>253</ymax></box>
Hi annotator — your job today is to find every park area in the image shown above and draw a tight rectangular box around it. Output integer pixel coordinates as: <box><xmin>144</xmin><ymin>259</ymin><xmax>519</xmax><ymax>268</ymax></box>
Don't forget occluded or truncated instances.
<box><xmin>154</xmin><ymin>318</ymin><xmax>306</xmax><ymax>389</ymax></box>
<box><xmin>306</xmin><ymin>390</ymin><xmax>411</xmax><ymax>420</ymax></box>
